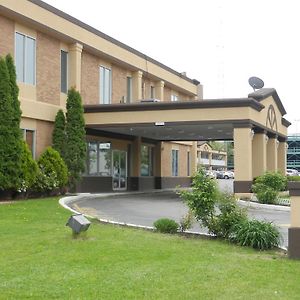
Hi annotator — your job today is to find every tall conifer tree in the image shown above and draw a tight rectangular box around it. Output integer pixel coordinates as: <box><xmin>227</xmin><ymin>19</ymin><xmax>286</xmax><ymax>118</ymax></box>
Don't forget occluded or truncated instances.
<box><xmin>65</xmin><ymin>88</ymin><xmax>86</xmax><ymax>189</ymax></box>
<box><xmin>52</xmin><ymin>109</ymin><xmax>66</xmax><ymax>160</ymax></box>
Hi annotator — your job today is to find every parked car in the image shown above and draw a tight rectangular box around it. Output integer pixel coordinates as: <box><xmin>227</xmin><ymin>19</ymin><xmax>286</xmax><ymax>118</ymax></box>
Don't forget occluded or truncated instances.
<box><xmin>205</xmin><ymin>170</ymin><xmax>216</xmax><ymax>179</ymax></box>
<box><xmin>215</xmin><ymin>170</ymin><xmax>225</xmax><ymax>179</ymax></box>
<box><xmin>216</xmin><ymin>170</ymin><xmax>234</xmax><ymax>179</ymax></box>
<box><xmin>286</xmin><ymin>169</ymin><xmax>299</xmax><ymax>176</ymax></box>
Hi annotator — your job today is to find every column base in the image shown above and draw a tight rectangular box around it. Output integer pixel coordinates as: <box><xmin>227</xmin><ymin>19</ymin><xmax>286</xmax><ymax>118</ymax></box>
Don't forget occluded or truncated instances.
<box><xmin>234</xmin><ymin>181</ymin><xmax>252</xmax><ymax>193</ymax></box>
<box><xmin>288</xmin><ymin>227</ymin><xmax>300</xmax><ymax>259</ymax></box>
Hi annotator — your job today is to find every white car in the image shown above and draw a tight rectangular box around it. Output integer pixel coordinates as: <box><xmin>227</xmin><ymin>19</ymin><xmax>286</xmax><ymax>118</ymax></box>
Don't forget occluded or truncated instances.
<box><xmin>223</xmin><ymin>170</ymin><xmax>234</xmax><ymax>179</ymax></box>
<box><xmin>286</xmin><ymin>169</ymin><xmax>299</xmax><ymax>176</ymax></box>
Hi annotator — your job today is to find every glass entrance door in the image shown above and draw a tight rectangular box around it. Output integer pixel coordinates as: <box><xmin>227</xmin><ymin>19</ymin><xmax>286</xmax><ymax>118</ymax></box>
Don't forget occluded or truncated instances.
<box><xmin>112</xmin><ymin>150</ymin><xmax>127</xmax><ymax>190</ymax></box>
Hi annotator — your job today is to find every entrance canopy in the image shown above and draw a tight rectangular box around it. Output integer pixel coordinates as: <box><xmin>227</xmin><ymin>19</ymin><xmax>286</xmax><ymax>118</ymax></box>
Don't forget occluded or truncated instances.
<box><xmin>84</xmin><ymin>88</ymin><xmax>290</xmax><ymax>142</ymax></box>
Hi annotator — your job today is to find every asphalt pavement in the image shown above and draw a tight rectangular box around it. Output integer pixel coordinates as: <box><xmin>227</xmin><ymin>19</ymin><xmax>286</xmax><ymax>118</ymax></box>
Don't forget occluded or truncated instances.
<box><xmin>69</xmin><ymin>180</ymin><xmax>289</xmax><ymax>248</ymax></box>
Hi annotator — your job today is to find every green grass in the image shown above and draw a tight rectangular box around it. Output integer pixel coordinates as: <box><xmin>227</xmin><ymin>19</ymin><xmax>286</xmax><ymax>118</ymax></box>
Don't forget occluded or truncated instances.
<box><xmin>1</xmin><ymin>198</ymin><xmax>300</xmax><ymax>299</ymax></box>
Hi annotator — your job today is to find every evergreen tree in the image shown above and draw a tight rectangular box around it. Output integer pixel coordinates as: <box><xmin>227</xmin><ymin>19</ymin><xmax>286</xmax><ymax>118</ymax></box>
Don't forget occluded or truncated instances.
<box><xmin>65</xmin><ymin>88</ymin><xmax>86</xmax><ymax>189</ymax></box>
<box><xmin>52</xmin><ymin>109</ymin><xmax>66</xmax><ymax>160</ymax></box>
<box><xmin>5</xmin><ymin>54</ymin><xmax>22</xmax><ymax>128</ymax></box>
<box><xmin>0</xmin><ymin>57</ymin><xmax>22</xmax><ymax>191</ymax></box>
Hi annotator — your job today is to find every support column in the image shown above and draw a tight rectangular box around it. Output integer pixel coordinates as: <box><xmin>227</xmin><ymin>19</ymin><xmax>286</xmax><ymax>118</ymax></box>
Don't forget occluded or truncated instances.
<box><xmin>154</xmin><ymin>142</ymin><xmax>162</xmax><ymax>189</ymax></box>
<box><xmin>191</xmin><ymin>142</ymin><xmax>198</xmax><ymax>175</ymax></box>
<box><xmin>208</xmin><ymin>152</ymin><xmax>212</xmax><ymax>170</ymax></box>
<box><xmin>233</xmin><ymin>127</ymin><xmax>253</xmax><ymax>194</ymax></box>
<box><xmin>132</xmin><ymin>70</ymin><xmax>143</xmax><ymax>101</ymax></box>
<box><xmin>267</xmin><ymin>136</ymin><xmax>278</xmax><ymax>172</ymax></box>
<box><xmin>277</xmin><ymin>140</ymin><xmax>287</xmax><ymax>175</ymax></box>
<box><xmin>252</xmin><ymin>132</ymin><xmax>267</xmax><ymax>178</ymax></box>
<box><xmin>68</xmin><ymin>43</ymin><xmax>83</xmax><ymax>91</ymax></box>
<box><xmin>155</xmin><ymin>80</ymin><xmax>164</xmax><ymax>101</ymax></box>
<box><xmin>288</xmin><ymin>182</ymin><xmax>300</xmax><ymax>259</ymax></box>
<box><xmin>129</xmin><ymin>136</ymin><xmax>141</xmax><ymax>190</ymax></box>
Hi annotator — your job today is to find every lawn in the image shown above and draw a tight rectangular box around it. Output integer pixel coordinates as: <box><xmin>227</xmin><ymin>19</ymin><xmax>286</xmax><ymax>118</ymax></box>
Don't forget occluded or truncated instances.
<box><xmin>1</xmin><ymin>198</ymin><xmax>300</xmax><ymax>300</ymax></box>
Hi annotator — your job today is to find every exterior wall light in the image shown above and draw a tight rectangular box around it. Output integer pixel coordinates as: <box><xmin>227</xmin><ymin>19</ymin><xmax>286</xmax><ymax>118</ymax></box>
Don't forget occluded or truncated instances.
<box><xmin>66</xmin><ymin>214</ymin><xmax>91</xmax><ymax>236</ymax></box>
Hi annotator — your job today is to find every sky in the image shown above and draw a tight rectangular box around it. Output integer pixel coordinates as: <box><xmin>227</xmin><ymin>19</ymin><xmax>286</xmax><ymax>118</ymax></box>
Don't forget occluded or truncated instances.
<box><xmin>43</xmin><ymin>0</ymin><xmax>300</xmax><ymax>133</ymax></box>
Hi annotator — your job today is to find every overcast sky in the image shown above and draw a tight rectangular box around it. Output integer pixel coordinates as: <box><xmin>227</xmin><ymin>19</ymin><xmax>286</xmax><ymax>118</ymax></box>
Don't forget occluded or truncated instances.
<box><xmin>43</xmin><ymin>0</ymin><xmax>300</xmax><ymax>133</ymax></box>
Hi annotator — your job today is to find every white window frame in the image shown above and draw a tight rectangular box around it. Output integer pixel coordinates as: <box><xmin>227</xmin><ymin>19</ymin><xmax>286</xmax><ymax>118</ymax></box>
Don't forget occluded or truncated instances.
<box><xmin>99</xmin><ymin>66</ymin><xmax>112</xmax><ymax>104</ymax></box>
<box><xmin>15</xmin><ymin>31</ymin><xmax>36</xmax><ymax>85</ymax></box>
<box><xmin>21</xmin><ymin>128</ymin><xmax>36</xmax><ymax>159</ymax></box>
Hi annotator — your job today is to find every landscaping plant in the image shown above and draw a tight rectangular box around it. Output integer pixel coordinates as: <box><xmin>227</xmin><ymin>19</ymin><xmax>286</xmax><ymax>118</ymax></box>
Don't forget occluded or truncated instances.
<box><xmin>65</xmin><ymin>88</ymin><xmax>86</xmax><ymax>190</ymax></box>
<box><xmin>52</xmin><ymin>109</ymin><xmax>66</xmax><ymax>161</ymax></box>
<box><xmin>252</xmin><ymin>171</ymin><xmax>287</xmax><ymax>204</ymax></box>
<box><xmin>153</xmin><ymin>218</ymin><xmax>179</xmax><ymax>234</ymax></box>
<box><xmin>179</xmin><ymin>209</ymin><xmax>194</xmax><ymax>232</ymax></box>
<box><xmin>230</xmin><ymin>219</ymin><xmax>281</xmax><ymax>250</ymax></box>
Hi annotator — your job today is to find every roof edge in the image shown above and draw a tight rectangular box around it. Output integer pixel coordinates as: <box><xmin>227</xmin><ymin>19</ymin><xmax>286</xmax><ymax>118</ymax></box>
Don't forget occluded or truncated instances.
<box><xmin>84</xmin><ymin>98</ymin><xmax>264</xmax><ymax>113</ymax></box>
<box><xmin>248</xmin><ymin>88</ymin><xmax>287</xmax><ymax>116</ymax></box>
<box><xmin>27</xmin><ymin>0</ymin><xmax>199</xmax><ymax>85</ymax></box>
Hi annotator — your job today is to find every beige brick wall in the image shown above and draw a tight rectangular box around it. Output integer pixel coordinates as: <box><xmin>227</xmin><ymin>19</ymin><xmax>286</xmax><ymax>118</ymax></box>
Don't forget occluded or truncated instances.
<box><xmin>164</xmin><ymin>86</ymin><xmax>172</xmax><ymax>101</ymax></box>
<box><xmin>0</xmin><ymin>15</ymin><xmax>14</xmax><ymax>57</ymax></box>
<box><xmin>36</xmin><ymin>32</ymin><xmax>60</xmax><ymax>105</ymax></box>
<box><xmin>112</xmin><ymin>64</ymin><xmax>127</xmax><ymax>104</ymax></box>
<box><xmin>161</xmin><ymin>142</ymin><xmax>191</xmax><ymax>177</ymax></box>
<box><xmin>35</xmin><ymin>120</ymin><xmax>54</xmax><ymax>158</ymax></box>
<box><xmin>81</xmin><ymin>51</ymin><xmax>99</xmax><ymax>104</ymax></box>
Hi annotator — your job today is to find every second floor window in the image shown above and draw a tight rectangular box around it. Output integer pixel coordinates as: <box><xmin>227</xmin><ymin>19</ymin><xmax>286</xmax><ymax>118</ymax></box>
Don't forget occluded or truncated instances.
<box><xmin>150</xmin><ymin>86</ymin><xmax>155</xmax><ymax>98</ymax></box>
<box><xmin>171</xmin><ymin>94</ymin><xmax>178</xmax><ymax>102</ymax></box>
<box><xmin>61</xmin><ymin>50</ymin><xmax>68</xmax><ymax>93</ymax></box>
<box><xmin>15</xmin><ymin>32</ymin><xmax>36</xmax><ymax>85</ymax></box>
<box><xmin>126</xmin><ymin>76</ymin><xmax>132</xmax><ymax>103</ymax></box>
<box><xmin>100</xmin><ymin>66</ymin><xmax>112</xmax><ymax>104</ymax></box>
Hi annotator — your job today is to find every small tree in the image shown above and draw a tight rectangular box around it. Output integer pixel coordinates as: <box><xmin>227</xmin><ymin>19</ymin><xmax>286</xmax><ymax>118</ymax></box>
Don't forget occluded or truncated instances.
<box><xmin>0</xmin><ymin>57</ymin><xmax>22</xmax><ymax>192</ymax></box>
<box><xmin>5</xmin><ymin>54</ymin><xmax>22</xmax><ymax>128</ymax></box>
<box><xmin>65</xmin><ymin>88</ymin><xmax>86</xmax><ymax>190</ymax></box>
<box><xmin>52</xmin><ymin>109</ymin><xmax>66</xmax><ymax>160</ymax></box>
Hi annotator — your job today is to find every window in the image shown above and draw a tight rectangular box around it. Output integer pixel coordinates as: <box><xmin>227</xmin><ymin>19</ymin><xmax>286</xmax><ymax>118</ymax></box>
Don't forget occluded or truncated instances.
<box><xmin>171</xmin><ymin>94</ymin><xmax>178</xmax><ymax>102</ymax></box>
<box><xmin>87</xmin><ymin>142</ymin><xmax>111</xmax><ymax>176</ymax></box>
<box><xmin>187</xmin><ymin>151</ymin><xmax>191</xmax><ymax>176</ymax></box>
<box><xmin>15</xmin><ymin>32</ymin><xmax>36</xmax><ymax>85</ymax></box>
<box><xmin>126</xmin><ymin>77</ymin><xmax>132</xmax><ymax>103</ymax></box>
<box><xmin>61</xmin><ymin>50</ymin><xmax>68</xmax><ymax>93</ymax></box>
<box><xmin>21</xmin><ymin>129</ymin><xmax>35</xmax><ymax>158</ymax></box>
<box><xmin>172</xmin><ymin>149</ymin><xmax>179</xmax><ymax>176</ymax></box>
<box><xmin>100</xmin><ymin>66</ymin><xmax>112</xmax><ymax>104</ymax></box>
<box><xmin>141</xmin><ymin>145</ymin><xmax>153</xmax><ymax>176</ymax></box>
<box><xmin>150</xmin><ymin>86</ymin><xmax>155</xmax><ymax>98</ymax></box>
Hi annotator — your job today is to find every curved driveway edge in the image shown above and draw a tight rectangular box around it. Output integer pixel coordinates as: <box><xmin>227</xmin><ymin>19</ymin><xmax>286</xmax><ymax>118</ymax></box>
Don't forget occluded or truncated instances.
<box><xmin>238</xmin><ymin>199</ymin><xmax>290</xmax><ymax>211</ymax></box>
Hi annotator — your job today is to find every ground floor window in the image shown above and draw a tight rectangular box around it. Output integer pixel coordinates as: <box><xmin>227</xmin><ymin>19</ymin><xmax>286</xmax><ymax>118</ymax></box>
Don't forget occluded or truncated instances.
<box><xmin>187</xmin><ymin>151</ymin><xmax>191</xmax><ymax>176</ymax></box>
<box><xmin>21</xmin><ymin>129</ymin><xmax>35</xmax><ymax>158</ymax></box>
<box><xmin>87</xmin><ymin>142</ymin><xmax>111</xmax><ymax>176</ymax></box>
<box><xmin>172</xmin><ymin>149</ymin><xmax>179</xmax><ymax>176</ymax></box>
<box><xmin>141</xmin><ymin>145</ymin><xmax>153</xmax><ymax>176</ymax></box>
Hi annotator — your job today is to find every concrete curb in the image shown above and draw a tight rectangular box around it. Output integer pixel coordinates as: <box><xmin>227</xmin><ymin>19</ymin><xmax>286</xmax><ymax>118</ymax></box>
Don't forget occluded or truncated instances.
<box><xmin>59</xmin><ymin>193</ymin><xmax>214</xmax><ymax>238</ymax></box>
<box><xmin>59</xmin><ymin>192</ymin><xmax>287</xmax><ymax>251</ymax></box>
<box><xmin>238</xmin><ymin>199</ymin><xmax>290</xmax><ymax>211</ymax></box>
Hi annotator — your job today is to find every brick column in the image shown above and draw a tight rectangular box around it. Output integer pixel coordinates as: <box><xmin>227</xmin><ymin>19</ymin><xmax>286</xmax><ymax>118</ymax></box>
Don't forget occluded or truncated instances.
<box><xmin>252</xmin><ymin>132</ymin><xmax>267</xmax><ymax>178</ymax></box>
<box><xmin>190</xmin><ymin>142</ymin><xmax>198</xmax><ymax>175</ymax></box>
<box><xmin>277</xmin><ymin>140</ymin><xmax>287</xmax><ymax>174</ymax></box>
<box><xmin>233</xmin><ymin>126</ymin><xmax>253</xmax><ymax>194</ymax></box>
<box><xmin>266</xmin><ymin>136</ymin><xmax>278</xmax><ymax>172</ymax></box>
<box><xmin>132</xmin><ymin>70</ymin><xmax>143</xmax><ymax>101</ymax></box>
<box><xmin>155</xmin><ymin>80</ymin><xmax>164</xmax><ymax>101</ymax></box>
<box><xmin>288</xmin><ymin>182</ymin><xmax>300</xmax><ymax>259</ymax></box>
<box><xmin>68</xmin><ymin>43</ymin><xmax>83</xmax><ymax>91</ymax></box>
<box><xmin>154</xmin><ymin>142</ymin><xmax>162</xmax><ymax>189</ymax></box>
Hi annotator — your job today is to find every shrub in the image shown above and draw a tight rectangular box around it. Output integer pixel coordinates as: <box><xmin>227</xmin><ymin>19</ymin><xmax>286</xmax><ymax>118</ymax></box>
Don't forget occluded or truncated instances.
<box><xmin>230</xmin><ymin>219</ymin><xmax>280</xmax><ymax>250</ymax></box>
<box><xmin>252</xmin><ymin>172</ymin><xmax>287</xmax><ymax>204</ymax></box>
<box><xmin>34</xmin><ymin>147</ymin><xmax>68</xmax><ymax>193</ymax></box>
<box><xmin>254</xmin><ymin>172</ymin><xmax>287</xmax><ymax>192</ymax></box>
<box><xmin>52</xmin><ymin>109</ymin><xmax>66</xmax><ymax>160</ymax></box>
<box><xmin>153</xmin><ymin>218</ymin><xmax>179</xmax><ymax>234</ymax></box>
<box><xmin>210</xmin><ymin>193</ymin><xmax>248</xmax><ymax>239</ymax></box>
<box><xmin>252</xmin><ymin>183</ymin><xmax>278</xmax><ymax>204</ymax></box>
<box><xmin>18</xmin><ymin>141</ymin><xmax>38</xmax><ymax>193</ymax></box>
<box><xmin>179</xmin><ymin>210</ymin><xmax>194</xmax><ymax>232</ymax></box>
<box><xmin>180</xmin><ymin>168</ymin><xmax>218</xmax><ymax>230</ymax></box>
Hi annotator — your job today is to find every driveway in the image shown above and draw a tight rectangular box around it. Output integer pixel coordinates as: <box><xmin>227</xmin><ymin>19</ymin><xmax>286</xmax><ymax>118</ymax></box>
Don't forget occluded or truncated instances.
<box><xmin>70</xmin><ymin>188</ymin><xmax>289</xmax><ymax>248</ymax></box>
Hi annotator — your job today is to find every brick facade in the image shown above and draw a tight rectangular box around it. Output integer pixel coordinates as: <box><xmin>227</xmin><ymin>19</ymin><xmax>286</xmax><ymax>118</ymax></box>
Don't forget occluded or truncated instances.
<box><xmin>81</xmin><ymin>51</ymin><xmax>99</xmax><ymax>104</ymax></box>
<box><xmin>35</xmin><ymin>120</ymin><xmax>53</xmax><ymax>158</ymax></box>
<box><xmin>0</xmin><ymin>15</ymin><xmax>14</xmax><ymax>57</ymax></box>
<box><xmin>112</xmin><ymin>64</ymin><xmax>127</xmax><ymax>103</ymax></box>
<box><xmin>36</xmin><ymin>32</ymin><xmax>60</xmax><ymax>105</ymax></box>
